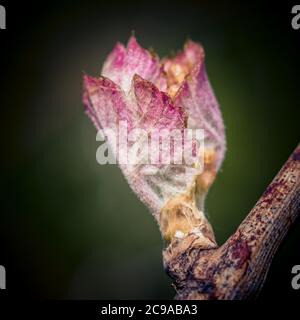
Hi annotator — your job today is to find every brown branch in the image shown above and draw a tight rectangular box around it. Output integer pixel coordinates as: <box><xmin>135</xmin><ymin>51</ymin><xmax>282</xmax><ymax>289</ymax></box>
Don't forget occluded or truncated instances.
<box><xmin>163</xmin><ymin>143</ymin><xmax>300</xmax><ymax>300</ymax></box>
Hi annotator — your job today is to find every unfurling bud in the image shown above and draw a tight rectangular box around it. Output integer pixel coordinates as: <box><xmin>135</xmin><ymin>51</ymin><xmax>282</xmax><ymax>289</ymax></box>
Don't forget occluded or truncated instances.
<box><xmin>83</xmin><ymin>36</ymin><xmax>226</xmax><ymax>248</ymax></box>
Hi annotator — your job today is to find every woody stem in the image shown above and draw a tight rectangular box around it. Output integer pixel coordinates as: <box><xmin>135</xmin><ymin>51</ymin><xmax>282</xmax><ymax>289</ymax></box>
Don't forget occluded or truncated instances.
<box><xmin>163</xmin><ymin>143</ymin><xmax>300</xmax><ymax>300</ymax></box>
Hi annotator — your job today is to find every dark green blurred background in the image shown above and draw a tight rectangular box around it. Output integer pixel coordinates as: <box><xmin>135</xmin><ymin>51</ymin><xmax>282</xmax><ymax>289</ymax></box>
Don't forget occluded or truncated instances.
<box><xmin>1</xmin><ymin>0</ymin><xmax>299</xmax><ymax>299</ymax></box>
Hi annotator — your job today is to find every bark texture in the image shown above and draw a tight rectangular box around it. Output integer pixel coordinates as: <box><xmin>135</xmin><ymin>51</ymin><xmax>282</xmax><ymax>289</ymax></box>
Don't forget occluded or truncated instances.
<box><xmin>163</xmin><ymin>144</ymin><xmax>300</xmax><ymax>300</ymax></box>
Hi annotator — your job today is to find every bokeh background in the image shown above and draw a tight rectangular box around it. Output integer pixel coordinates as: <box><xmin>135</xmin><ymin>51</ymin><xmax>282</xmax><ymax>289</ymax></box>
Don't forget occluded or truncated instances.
<box><xmin>1</xmin><ymin>0</ymin><xmax>299</xmax><ymax>299</ymax></box>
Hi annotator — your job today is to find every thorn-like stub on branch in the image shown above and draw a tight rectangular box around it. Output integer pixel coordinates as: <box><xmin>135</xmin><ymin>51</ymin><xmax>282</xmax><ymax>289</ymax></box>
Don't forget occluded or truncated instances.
<box><xmin>293</xmin><ymin>148</ymin><xmax>300</xmax><ymax>161</ymax></box>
